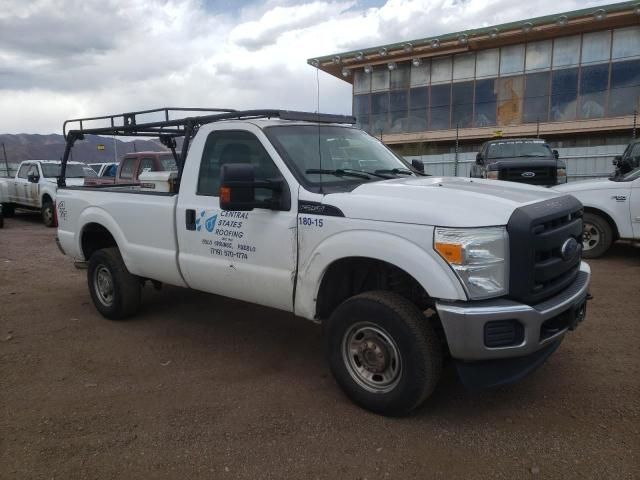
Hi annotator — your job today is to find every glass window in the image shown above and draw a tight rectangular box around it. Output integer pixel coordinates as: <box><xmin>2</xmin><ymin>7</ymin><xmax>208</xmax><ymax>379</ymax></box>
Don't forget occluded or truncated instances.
<box><xmin>431</xmin><ymin>56</ymin><xmax>452</xmax><ymax>84</ymax></box>
<box><xmin>579</xmin><ymin>63</ymin><xmax>609</xmax><ymax>119</ymax></box>
<box><xmin>523</xmin><ymin>72</ymin><xmax>550</xmax><ymax>123</ymax></box>
<box><xmin>104</xmin><ymin>164</ymin><xmax>117</xmax><ymax>177</ymax></box>
<box><xmin>581</xmin><ymin>31</ymin><xmax>611</xmax><ymax>65</ymax></box>
<box><xmin>389</xmin><ymin>90</ymin><xmax>409</xmax><ymax>133</ymax></box>
<box><xmin>138</xmin><ymin>158</ymin><xmax>155</xmax><ymax>174</ymax></box>
<box><xmin>27</xmin><ymin>165</ymin><xmax>38</xmax><ymax>178</ymax></box>
<box><xmin>452</xmin><ymin>81</ymin><xmax>473</xmax><ymax>128</ymax></box>
<box><xmin>553</xmin><ymin>35</ymin><xmax>581</xmax><ymax>68</ymax></box>
<box><xmin>390</xmin><ymin>63</ymin><xmax>410</xmax><ymax>90</ymax></box>
<box><xmin>612</xmin><ymin>27</ymin><xmax>640</xmax><ymax>61</ymax></box>
<box><xmin>430</xmin><ymin>83</ymin><xmax>451</xmax><ymax>129</ymax></box>
<box><xmin>370</xmin><ymin>92</ymin><xmax>389</xmax><ymax>134</ymax></box>
<box><xmin>410</xmin><ymin>60</ymin><xmax>430</xmax><ymax>86</ymax></box>
<box><xmin>409</xmin><ymin>87</ymin><xmax>428</xmax><ymax>132</ymax></box>
<box><xmin>371</xmin><ymin>66</ymin><xmax>389</xmax><ymax>91</ymax></box>
<box><xmin>476</xmin><ymin>49</ymin><xmax>499</xmax><ymax>78</ymax></box>
<box><xmin>526</xmin><ymin>40</ymin><xmax>551</xmax><ymax>71</ymax></box>
<box><xmin>159</xmin><ymin>155</ymin><xmax>178</xmax><ymax>171</ymax></box>
<box><xmin>550</xmin><ymin>68</ymin><xmax>578</xmax><ymax>121</ymax></box>
<box><xmin>497</xmin><ymin>76</ymin><xmax>524</xmax><ymax>125</ymax></box>
<box><xmin>500</xmin><ymin>44</ymin><xmax>525</xmax><ymax>76</ymax></box>
<box><xmin>197</xmin><ymin>130</ymin><xmax>281</xmax><ymax>197</ymax></box>
<box><xmin>17</xmin><ymin>164</ymin><xmax>30</xmax><ymax>178</ymax></box>
<box><xmin>119</xmin><ymin>158</ymin><xmax>136</xmax><ymax>179</ymax></box>
<box><xmin>609</xmin><ymin>59</ymin><xmax>640</xmax><ymax>116</ymax></box>
<box><xmin>453</xmin><ymin>53</ymin><xmax>475</xmax><ymax>81</ymax></box>
<box><xmin>474</xmin><ymin>78</ymin><xmax>497</xmax><ymax>127</ymax></box>
<box><xmin>353</xmin><ymin>69</ymin><xmax>370</xmax><ymax>94</ymax></box>
<box><xmin>353</xmin><ymin>94</ymin><xmax>370</xmax><ymax>132</ymax></box>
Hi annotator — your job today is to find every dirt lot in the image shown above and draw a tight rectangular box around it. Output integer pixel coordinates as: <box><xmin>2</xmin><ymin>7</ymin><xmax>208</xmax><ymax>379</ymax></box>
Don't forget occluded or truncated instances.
<box><xmin>1</xmin><ymin>213</ymin><xmax>639</xmax><ymax>479</ymax></box>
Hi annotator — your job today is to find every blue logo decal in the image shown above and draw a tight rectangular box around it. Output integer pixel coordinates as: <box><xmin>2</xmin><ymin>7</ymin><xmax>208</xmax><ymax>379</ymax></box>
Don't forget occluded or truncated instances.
<box><xmin>195</xmin><ymin>210</ymin><xmax>218</xmax><ymax>233</ymax></box>
<box><xmin>205</xmin><ymin>214</ymin><xmax>218</xmax><ymax>232</ymax></box>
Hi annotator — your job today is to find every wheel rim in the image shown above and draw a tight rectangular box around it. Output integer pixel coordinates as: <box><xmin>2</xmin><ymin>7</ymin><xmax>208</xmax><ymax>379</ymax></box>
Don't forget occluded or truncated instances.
<box><xmin>94</xmin><ymin>265</ymin><xmax>114</xmax><ymax>307</ymax></box>
<box><xmin>583</xmin><ymin>222</ymin><xmax>601</xmax><ymax>251</ymax></box>
<box><xmin>342</xmin><ymin>322</ymin><xmax>402</xmax><ymax>394</ymax></box>
<box><xmin>43</xmin><ymin>206</ymin><xmax>53</xmax><ymax>224</ymax></box>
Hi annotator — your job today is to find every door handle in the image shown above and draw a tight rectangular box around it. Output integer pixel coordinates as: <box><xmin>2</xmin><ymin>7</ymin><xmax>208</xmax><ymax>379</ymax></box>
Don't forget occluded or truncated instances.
<box><xmin>185</xmin><ymin>209</ymin><xmax>196</xmax><ymax>231</ymax></box>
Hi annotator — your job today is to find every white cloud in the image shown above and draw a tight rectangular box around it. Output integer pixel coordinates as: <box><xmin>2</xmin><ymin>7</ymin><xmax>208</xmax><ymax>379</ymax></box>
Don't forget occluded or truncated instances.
<box><xmin>0</xmin><ymin>0</ymin><xmax>609</xmax><ymax>133</ymax></box>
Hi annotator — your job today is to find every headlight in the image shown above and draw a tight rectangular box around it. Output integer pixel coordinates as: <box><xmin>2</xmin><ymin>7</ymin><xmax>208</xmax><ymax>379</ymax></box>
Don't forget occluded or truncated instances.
<box><xmin>557</xmin><ymin>167</ymin><xmax>567</xmax><ymax>183</ymax></box>
<box><xmin>434</xmin><ymin>227</ymin><xmax>509</xmax><ymax>300</ymax></box>
<box><xmin>486</xmin><ymin>170</ymin><xmax>499</xmax><ymax>180</ymax></box>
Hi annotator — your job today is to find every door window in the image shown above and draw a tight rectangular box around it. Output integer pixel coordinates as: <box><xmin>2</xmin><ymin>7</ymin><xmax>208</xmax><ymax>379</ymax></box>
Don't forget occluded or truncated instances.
<box><xmin>17</xmin><ymin>164</ymin><xmax>30</xmax><ymax>178</ymax></box>
<box><xmin>138</xmin><ymin>158</ymin><xmax>155</xmax><ymax>175</ymax></box>
<box><xmin>119</xmin><ymin>158</ymin><xmax>136</xmax><ymax>179</ymax></box>
<box><xmin>27</xmin><ymin>165</ymin><xmax>39</xmax><ymax>178</ymax></box>
<box><xmin>197</xmin><ymin>130</ymin><xmax>281</xmax><ymax>199</ymax></box>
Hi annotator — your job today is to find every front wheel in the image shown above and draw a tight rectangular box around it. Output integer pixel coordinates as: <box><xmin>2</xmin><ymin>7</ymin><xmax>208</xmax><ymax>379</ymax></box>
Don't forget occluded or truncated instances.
<box><xmin>41</xmin><ymin>201</ymin><xmax>56</xmax><ymax>227</ymax></box>
<box><xmin>1</xmin><ymin>204</ymin><xmax>15</xmax><ymax>217</ymax></box>
<box><xmin>582</xmin><ymin>212</ymin><xmax>613</xmax><ymax>259</ymax></box>
<box><xmin>326</xmin><ymin>291</ymin><xmax>442</xmax><ymax>416</ymax></box>
<box><xmin>88</xmin><ymin>248</ymin><xmax>141</xmax><ymax>320</ymax></box>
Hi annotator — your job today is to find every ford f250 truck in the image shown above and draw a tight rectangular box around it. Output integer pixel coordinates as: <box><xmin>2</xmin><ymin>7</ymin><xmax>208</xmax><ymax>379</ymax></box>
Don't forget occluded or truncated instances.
<box><xmin>56</xmin><ymin>108</ymin><xmax>591</xmax><ymax>416</ymax></box>
<box><xmin>0</xmin><ymin>160</ymin><xmax>90</xmax><ymax>226</ymax></box>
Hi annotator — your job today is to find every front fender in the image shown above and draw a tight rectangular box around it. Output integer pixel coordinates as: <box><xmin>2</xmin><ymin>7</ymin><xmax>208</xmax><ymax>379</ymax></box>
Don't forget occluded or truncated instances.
<box><xmin>294</xmin><ymin>228</ymin><xmax>466</xmax><ymax>320</ymax></box>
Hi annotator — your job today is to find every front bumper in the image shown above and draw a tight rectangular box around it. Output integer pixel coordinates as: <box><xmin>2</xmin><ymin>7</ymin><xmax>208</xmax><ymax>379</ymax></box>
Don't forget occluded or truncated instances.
<box><xmin>436</xmin><ymin>261</ymin><xmax>590</xmax><ymax>362</ymax></box>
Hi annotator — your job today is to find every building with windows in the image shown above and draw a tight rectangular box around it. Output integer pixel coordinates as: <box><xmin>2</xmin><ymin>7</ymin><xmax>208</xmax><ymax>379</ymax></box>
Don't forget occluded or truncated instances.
<box><xmin>310</xmin><ymin>1</ymin><xmax>640</xmax><ymax>170</ymax></box>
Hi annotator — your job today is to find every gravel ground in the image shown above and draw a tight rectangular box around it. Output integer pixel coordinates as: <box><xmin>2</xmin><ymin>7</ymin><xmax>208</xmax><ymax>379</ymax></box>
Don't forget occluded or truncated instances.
<box><xmin>1</xmin><ymin>213</ymin><xmax>639</xmax><ymax>479</ymax></box>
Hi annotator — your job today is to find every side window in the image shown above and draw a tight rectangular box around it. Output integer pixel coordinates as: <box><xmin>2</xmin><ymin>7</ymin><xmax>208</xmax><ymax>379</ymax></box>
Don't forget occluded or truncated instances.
<box><xmin>17</xmin><ymin>164</ymin><xmax>30</xmax><ymax>178</ymax></box>
<box><xmin>119</xmin><ymin>158</ymin><xmax>136</xmax><ymax>179</ymax></box>
<box><xmin>27</xmin><ymin>165</ymin><xmax>39</xmax><ymax>178</ymax></box>
<box><xmin>631</xmin><ymin>144</ymin><xmax>640</xmax><ymax>162</ymax></box>
<box><xmin>197</xmin><ymin>130</ymin><xmax>281</xmax><ymax>198</ymax></box>
<box><xmin>104</xmin><ymin>164</ymin><xmax>117</xmax><ymax>177</ymax></box>
<box><xmin>138</xmin><ymin>158</ymin><xmax>155</xmax><ymax>175</ymax></box>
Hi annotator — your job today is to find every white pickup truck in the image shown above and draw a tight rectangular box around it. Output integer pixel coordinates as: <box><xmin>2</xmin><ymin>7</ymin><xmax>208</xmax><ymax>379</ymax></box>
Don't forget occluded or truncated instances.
<box><xmin>0</xmin><ymin>160</ymin><xmax>89</xmax><ymax>226</ymax></box>
<box><xmin>554</xmin><ymin>166</ymin><xmax>640</xmax><ymax>257</ymax></box>
<box><xmin>56</xmin><ymin>109</ymin><xmax>591</xmax><ymax>416</ymax></box>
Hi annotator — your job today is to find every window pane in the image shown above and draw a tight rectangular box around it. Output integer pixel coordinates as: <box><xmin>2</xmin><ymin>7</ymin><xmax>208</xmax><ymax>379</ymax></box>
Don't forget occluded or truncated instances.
<box><xmin>452</xmin><ymin>81</ymin><xmax>474</xmax><ymax>128</ymax></box>
<box><xmin>551</xmin><ymin>68</ymin><xmax>578</xmax><ymax>121</ymax></box>
<box><xmin>353</xmin><ymin>94</ymin><xmax>370</xmax><ymax>131</ymax></box>
<box><xmin>371</xmin><ymin>66</ymin><xmax>389</xmax><ymax>91</ymax></box>
<box><xmin>553</xmin><ymin>35</ymin><xmax>581</xmax><ymax>68</ymax></box>
<box><xmin>612</xmin><ymin>27</ymin><xmax>640</xmax><ymax>61</ymax></box>
<box><xmin>523</xmin><ymin>72</ymin><xmax>550</xmax><ymax>123</ymax></box>
<box><xmin>411</xmin><ymin>59</ymin><xmax>430</xmax><ymax>86</ymax></box>
<box><xmin>497</xmin><ymin>76</ymin><xmax>524</xmax><ymax>125</ymax></box>
<box><xmin>409</xmin><ymin>87</ymin><xmax>428</xmax><ymax>132</ymax></box>
<box><xmin>581</xmin><ymin>30</ymin><xmax>611</xmax><ymax>65</ymax></box>
<box><xmin>476</xmin><ymin>49</ymin><xmax>499</xmax><ymax>78</ymax></box>
<box><xmin>500</xmin><ymin>44</ymin><xmax>525</xmax><ymax>76</ymax></box>
<box><xmin>354</xmin><ymin>69</ymin><xmax>370</xmax><ymax>94</ymax></box>
<box><xmin>120</xmin><ymin>159</ymin><xmax>136</xmax><ymax>179</ymax></box>
<box><xmin>430</xmin><ymin>84</ymin><xmax>451</xmax><ymax>129</ymax></box>
<box><xmin>453</xmin><ymin>53</ymin><xmax>475</xmax><ymax>81</ymax></box>
<box><xmin>431</xmin><ymin>57</ymin><xmax>452</xmax><ymax>84</ymax></box>
<box><xmin>389</xmin><ymin>90</ymin><xmax>409</xmax><ymax>133</ymax></box>
<box><xmin>526</xmin><ymin>40</ymin><xmax>551</xmax><ymax>71</ymax></box>
<box><xmin>390</xmin><ymin>63</ymin><xmax>410</xmax><ymax>90</ymax></box>
<box><xmin>579</xmin><ymin>63</ymin><xmax>609</xmax><ymax>119</ymax></box>
<box><xmin>370</xmin><ymin>92</ymin><xmax>389</xmax><ymax>133</ymax></box>
<box><xmin>475</xmin><ymin>78</ymin><xmax>497</xmax><ymax>127</ymax></box>
<box><xmin>609</xmin><ymin>59</ymin><xmax>640</xmax><ymax>116</ymax></box>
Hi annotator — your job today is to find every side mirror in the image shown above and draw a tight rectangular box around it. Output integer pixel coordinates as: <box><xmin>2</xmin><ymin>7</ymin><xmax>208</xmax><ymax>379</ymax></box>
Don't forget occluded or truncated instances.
<box><xmin>613</xmin><ymin>155</ymin><xmax>622</xmax><ymax>166</ymax></box>
<box><xmin>553</xmin><ymin>149</ymin><xmax>560</xmax><ymax>159</ymax></box>
<box><xmin>219</xmin><ymin>164</ymin><xmax>290</xmax><ymax>212</ymax></box>
<box><xmin>475</xmin><ymin>153</ymin><xmax>484</xmax><ymax>165</ymax></box>
<box><xmin>411</xmin><ymin>159</ymin><xmax>425</xmax><ymax>173</ymax></box>
<box><xmin>28</xmin><ymin>173</ymin><xmax>39</xmax><ymax>183</ymax></box>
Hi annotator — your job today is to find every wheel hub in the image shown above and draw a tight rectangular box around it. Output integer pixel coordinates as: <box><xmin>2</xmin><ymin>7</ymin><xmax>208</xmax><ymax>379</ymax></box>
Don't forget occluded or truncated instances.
<box><xmin>95</xmin><ymin>265</ymin><xmax>114</xmax><ymax>306</ymax></box>
<box><xmin>583</xmin><ymin>222</ymin><xmax>600</xmax><ymax>251</ymax></box>
<box><xmin>358</xmin><ymin>339</ymin><xmax>389</xmax><ymax>373</ymax></box>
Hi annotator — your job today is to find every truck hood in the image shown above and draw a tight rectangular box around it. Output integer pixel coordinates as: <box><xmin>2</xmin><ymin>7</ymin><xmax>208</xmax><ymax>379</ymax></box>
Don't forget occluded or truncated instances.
<box><xmin>552</xmin><ymin>177</ymin><xmax>628</xmax><ymax>193</ymax></box>
<box><xmin>325</xmin><ymin>176</ymin><xmax>563</xmax><ymax>227</ymax></box>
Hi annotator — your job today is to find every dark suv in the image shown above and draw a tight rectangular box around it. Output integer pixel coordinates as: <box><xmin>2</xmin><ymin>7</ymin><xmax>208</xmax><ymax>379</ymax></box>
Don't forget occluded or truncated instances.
<box><xmin>471</xmin><ymin>138</ymin><xmax>567</xmax><ymax>186</ymax></box>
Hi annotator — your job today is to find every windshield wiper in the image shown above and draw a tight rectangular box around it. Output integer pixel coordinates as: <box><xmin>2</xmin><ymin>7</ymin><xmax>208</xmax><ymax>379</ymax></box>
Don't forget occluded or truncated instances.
<box><xmin>306</xmin><ymin>168</ymin><xmax>371</xmax><ymax>180</ymax></box>
<box><xmin>374</xmin><ymin>168</ymin><xmax>413</xmax><ymax>176</ymax></box>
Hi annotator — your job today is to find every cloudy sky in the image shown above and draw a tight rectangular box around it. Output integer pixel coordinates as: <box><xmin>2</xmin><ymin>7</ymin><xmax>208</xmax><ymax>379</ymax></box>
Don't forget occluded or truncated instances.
<box><xmin>0</xmin><ymin>0</ymin><xmax>610</xmax><ymax>134</ymax></box>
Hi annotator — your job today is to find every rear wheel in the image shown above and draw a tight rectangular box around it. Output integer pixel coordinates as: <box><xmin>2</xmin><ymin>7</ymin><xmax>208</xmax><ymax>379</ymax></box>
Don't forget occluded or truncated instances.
<box><xmin>1</xmin><ymin>204</ymin><xmax>15</xmax><ymax>217</ymax></box>
<box><xmin>88</xmin><ymin>248</ymin><xmax>141</xmax><ymax>320</ymax></box>
<box><xmin>41</xmin><ymin>201</ymin><xmax>56</xmax><ymax>227</ymax></box>
<box><xmin>582</xmin><ymin>212</ymin><xmax>613</xmax><ymax>259</ymax></box>
<box><xmin>326</xmin><ymin>291</ymin><xmax>442</xmax><ymax>416</ymax></box>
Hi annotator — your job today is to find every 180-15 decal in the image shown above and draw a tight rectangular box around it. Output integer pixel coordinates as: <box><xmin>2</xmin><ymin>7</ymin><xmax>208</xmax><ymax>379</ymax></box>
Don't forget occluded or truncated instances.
<box><xmin>298</xmin><ymin>217</ymin><xmax>324</xmax><ymax>227</ymax></box>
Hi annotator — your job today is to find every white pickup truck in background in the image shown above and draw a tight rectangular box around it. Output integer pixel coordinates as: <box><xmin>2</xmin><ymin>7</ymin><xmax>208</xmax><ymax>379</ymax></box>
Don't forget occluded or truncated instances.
<box><xmin>0</xmin><ymin>160</ymin><xmax>89</xmax><ymax>226</ymax></box>
<box><xmin>56</xmin><ymin>108</ymin><xmax>591</xmax><ymax>416</ymax></box>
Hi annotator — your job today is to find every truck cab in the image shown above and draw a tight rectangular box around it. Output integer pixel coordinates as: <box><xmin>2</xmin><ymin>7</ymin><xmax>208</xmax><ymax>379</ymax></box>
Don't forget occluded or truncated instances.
<box><xmin>471</xmin><ymin>138</ymin><xmax>566</xmax><ymax>186</ymax></box>
<box><xmin>84</xmin><ymin>152</ymin><xmax>177</xmax><ymax>186</ymax></box>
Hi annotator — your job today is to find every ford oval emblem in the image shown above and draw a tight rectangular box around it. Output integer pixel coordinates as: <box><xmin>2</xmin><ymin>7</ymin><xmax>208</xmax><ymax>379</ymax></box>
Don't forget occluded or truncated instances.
<box><xmin>561</xmin><ymin>237</ymin><xmax>580</xmax><ymax>261</ymax></box>
<box><xmin>521</xmin><ymin>171</ymin><xmax>536</xmax><ymax>178</ymax></box>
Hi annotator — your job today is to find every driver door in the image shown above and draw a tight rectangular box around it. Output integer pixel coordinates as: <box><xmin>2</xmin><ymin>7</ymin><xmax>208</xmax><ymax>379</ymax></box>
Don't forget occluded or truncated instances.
<box><xmin>26</xmin><ymin>164</ymin><xmax>40</xmax><ymax>207</ymax></box>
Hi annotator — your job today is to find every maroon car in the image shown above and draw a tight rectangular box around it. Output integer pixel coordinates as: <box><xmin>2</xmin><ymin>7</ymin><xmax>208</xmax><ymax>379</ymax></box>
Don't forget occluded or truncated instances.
<box><xmin>84</xmin><ymin>152</ymin><xmax>177</xmax><ymax>186</ymax></box>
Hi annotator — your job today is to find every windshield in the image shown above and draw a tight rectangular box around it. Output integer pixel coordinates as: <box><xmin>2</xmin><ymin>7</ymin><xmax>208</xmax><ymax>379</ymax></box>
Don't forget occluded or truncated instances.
<box><xmin>487</xmin><ymin>141</ymin><xmax>552</xmax><ymax>159</ymax></box>
<box><xmin>83</xmin><ymin>167</ymin><xmax>97</xmax><ymax>177</ymax></box>
<box><xmin>41</xmin><ymin>163</ymin><xmax>88</xmax><ymax>178</ymax></box>
<box><xmin>265</xmin><ymin>125</ymin><xmax>413</xmax><ymax>189</ymax></box>
<box><xmin>617</xmin><ymin>166</ymin><xmax>640</xmax><ymax>182</ymax></box>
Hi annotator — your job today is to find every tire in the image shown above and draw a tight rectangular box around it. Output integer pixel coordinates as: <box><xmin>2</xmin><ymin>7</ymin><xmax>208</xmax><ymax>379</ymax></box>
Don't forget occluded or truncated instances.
<box><xmin>87</xmin><ymin>248</ymin><xmax>141</xmax><ymax>320</ymax></box>
<box><xmin>326</xmin><ymin>291</ymin><xmax>442</xmax><ymax>416</ymax></box>
<box><xmin>41</xmin><ymin>201</ymin><xmax>56</xmax><ymax>227</ymax></box>
<box><xmin>582</xmin><ymin>212</ymin><xmax>613</xmax><ymax>259</ymax></box>
<box><xmin>0</xmin><ymin>214</ymin><xmax>3</xmax><ymax>229</ymax></box>
<box><xmin>1</xmin><ymin>204</ymin><xmax>15</xmax><ymax>217</ymax></box>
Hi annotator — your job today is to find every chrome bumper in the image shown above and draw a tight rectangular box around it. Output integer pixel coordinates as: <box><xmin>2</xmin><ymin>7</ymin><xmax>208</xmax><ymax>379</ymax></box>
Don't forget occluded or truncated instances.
<box><xmin>437</xmin><ymin>261</ymin><xmax>591</xmax><ymax>361</ymax></box>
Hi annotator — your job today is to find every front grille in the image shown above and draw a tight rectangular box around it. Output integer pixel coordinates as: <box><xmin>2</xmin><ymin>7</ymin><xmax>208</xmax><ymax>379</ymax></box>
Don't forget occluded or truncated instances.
<box><xmin>507</xmin><ymin>196</ymin><xmax>583</xmax><ymax>305</ymax></box>
<box><xmin>499</xmin><ymin>166</ymin><xmax>556</xmax><ymax>185</ymax></box>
